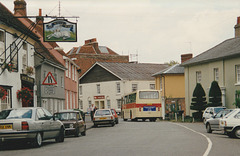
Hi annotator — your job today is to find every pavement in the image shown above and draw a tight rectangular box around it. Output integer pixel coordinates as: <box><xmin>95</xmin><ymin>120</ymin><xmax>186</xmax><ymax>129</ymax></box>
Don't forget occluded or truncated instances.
<box><xmin>84</xmin><ymin>114</ymin><xmax>94</xmax><ymax>130</ymax></box>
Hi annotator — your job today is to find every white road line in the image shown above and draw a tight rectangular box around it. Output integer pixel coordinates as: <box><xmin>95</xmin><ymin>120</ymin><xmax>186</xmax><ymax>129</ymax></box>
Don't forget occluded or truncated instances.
<box><xmin>173</xmin><ymin>123</ymin><xmax>212</xmax><ymax>156</ymax></box>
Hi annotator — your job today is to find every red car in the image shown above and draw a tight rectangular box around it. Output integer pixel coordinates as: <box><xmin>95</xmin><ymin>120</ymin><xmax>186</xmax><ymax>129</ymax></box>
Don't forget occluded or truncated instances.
<box><xmin>111</xmin><ymin>109</ymin><xmax>119</xmax><ymax>124</ymax></box>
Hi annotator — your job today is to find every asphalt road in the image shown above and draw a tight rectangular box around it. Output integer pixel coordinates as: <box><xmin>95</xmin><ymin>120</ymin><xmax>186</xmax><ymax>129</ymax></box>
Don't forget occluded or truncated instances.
<box><xmin>1</xmin><ymin>120</ymin><xmax>240</xmax><ymax>156</ymax></box>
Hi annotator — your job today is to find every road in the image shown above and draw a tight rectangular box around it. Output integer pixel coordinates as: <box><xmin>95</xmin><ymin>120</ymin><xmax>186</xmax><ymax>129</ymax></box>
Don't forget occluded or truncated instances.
<box><xmin>1</xmin><ymin>119</ymin><xmax>240</xmax><ymax>156</ymax></box>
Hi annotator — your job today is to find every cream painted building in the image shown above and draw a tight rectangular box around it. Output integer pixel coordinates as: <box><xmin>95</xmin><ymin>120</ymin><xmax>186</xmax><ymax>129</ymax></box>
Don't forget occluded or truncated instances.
<box><xmin>182</xmin><ymin>17</ymin><xmax>240</xmax><ymax>116</ymax></box>
<box><xmin>79</xmin><ymin>62</ymin><xmax>168</xmax><ymax>113</ymax></box>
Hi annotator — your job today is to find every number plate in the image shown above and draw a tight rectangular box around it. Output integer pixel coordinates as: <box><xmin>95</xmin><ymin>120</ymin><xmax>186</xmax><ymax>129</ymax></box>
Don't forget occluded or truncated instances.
<box><xmin>0</xmin><ymin>124</ymin><xmax>13</xmax><ymax>129</ymax></box>
<box><xmin>99</xmin><ymin>117</ymin><xmax>107</xmax><ymax>120</ymax></box>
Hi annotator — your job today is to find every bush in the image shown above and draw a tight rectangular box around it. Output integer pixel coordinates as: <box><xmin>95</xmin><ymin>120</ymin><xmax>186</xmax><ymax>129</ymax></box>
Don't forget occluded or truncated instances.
<box><xmin>190</xmin><ymin>83</ymin><xmax>207</xmax><ymax>120</ymax></box>
<box><xmin>208</xmin><ymin>81</ymin><xmax>222</xmax><ymax>107</ymax></box>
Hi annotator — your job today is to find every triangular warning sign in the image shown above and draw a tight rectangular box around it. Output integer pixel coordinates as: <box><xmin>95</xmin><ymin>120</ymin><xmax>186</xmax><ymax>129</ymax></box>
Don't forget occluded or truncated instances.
<box><xmin>42</xmin><ymin>72</ymin><xmax>57</xmax><ymax>85</ymax></box>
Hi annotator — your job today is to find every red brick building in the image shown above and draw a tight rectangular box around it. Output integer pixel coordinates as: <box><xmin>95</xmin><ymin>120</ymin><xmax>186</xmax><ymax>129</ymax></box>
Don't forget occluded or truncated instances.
<box><xmin>67</xmin><ymin>38</ymin><xmax>129</xmax><ymax>77</ymax></box>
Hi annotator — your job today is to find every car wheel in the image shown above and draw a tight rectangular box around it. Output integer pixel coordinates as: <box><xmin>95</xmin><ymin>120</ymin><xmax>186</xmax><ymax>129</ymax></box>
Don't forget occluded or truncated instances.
<box><xmin>206</xmin><ymin>123</ymin><xmax>212</xmax><ymax>133</ymax></box>
<box><xmin>227</xmin><ymin>132</ymin><xmax>234</xmax><ymax>138</ymax></box>
<box><xmin>81</xmin><ymin>126</ymin><xmax>86</xmax><ymax>136</ymax></box>
<box><xmin>75</xmin><ymin>127</ymin><xmax>80</xmax><ymax>137</ymax></box>
<box><xmin>234</xmin><ymin>127</ymin><xmax>240</xmax><ymax>139</ymax></box>
<box><xmin>56</xmin><ymin>127</ymin><xmax>64</xmax><ymax>143</ymax></box>
<box><xmin>111</xmin><ymin>122</ymin><xmax>115</xmax><ymax>127</ymax></box>
<box><xmin>32</xmin><ymin>133</ymin><xmax>42</xmax><ymax>148</ymax></box>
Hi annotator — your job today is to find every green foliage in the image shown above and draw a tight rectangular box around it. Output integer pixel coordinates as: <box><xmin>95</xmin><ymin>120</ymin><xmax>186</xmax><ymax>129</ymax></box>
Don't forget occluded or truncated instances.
<box><xmin>208</xmin><ymin>81</ymin><xmax>222</xmax><ymax>107</ymax></box>
<box><xmin>233</xmin><ymin>90</ymin><xmax>240</xmax><ymax>108</ymax></box>
<box><xmin>190</xmin><ymin>83</ymin><xmax>207</xmax><ymax>119</ymax></box>
<box><xmin>164</xmin><ymin>60</ymin><xmax>179</xmax><ymax>66</ymax></box>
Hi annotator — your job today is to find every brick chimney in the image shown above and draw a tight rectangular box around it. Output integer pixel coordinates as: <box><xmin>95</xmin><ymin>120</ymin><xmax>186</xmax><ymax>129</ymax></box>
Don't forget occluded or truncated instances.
<box><xmin>14</xmin><ymin>0</ymin><xmax>27</xmax><ymax>16</ymax></box>
<box><xmin>84</xmin><ymin>38</ymin><xmax>101</xmax><ymax>54</ymax></box>
<box><xmin>181</xmin><ymin>53</ymin><xmax>192</xmax><ymax>63</ymax></box>
<box><xmin>36</xmin><ymin>9</ymin><xmax>43</xmax><ymax>26</ymax></box>
<box><xmin>234</xmin><ymin>16</ymin><xmax>240</xmax><ymax>38</ymax></box>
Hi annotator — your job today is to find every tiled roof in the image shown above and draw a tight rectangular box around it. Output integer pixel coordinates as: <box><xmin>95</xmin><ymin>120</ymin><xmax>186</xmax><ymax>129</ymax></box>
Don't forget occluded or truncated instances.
<box><xmin>152</xmin><ymin>64</ymin><xmax>184</xmax><ymax>76</ymax></box>
<box><xmin>95</xmin><ymin>62</ymin><xmax>169</xmax><ymax>80</ymax></box>
<box><xmin>0</xmin><ymin>3</ymin><xmax>39</xmax><ymax>41</ymax></box>
<box><xmin>67</xmin><ymin>46</ymin><xmax>119</xmax><ymax>55</ymax></box>
<box><xmin>181</xmin><ymin>37</ymin><xmax>240</xmax><ymax>66</ymax></box>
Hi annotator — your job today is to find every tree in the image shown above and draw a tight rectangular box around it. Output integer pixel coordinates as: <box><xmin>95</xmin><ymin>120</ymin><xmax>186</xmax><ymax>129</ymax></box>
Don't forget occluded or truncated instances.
<box><xmin>190</xmin><ymin>83</ymin><xmax>207</xmax><ymax>120</ymax></box>
<box><xmin>208</xmin><ymin>81</ymin><xmax>222</xmax><ymax>107</ymax></box>
<box><xmin>164</xmin><ymin>60</ymin><xmax>179</xmax><ymax>66</ymax></box>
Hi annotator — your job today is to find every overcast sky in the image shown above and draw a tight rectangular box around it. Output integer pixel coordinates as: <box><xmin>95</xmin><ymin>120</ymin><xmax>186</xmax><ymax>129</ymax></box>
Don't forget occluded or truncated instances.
<box><xmin>2</xmin><ymin>0</ymin><xmax>240</xmax><ymax>63</ymax></box>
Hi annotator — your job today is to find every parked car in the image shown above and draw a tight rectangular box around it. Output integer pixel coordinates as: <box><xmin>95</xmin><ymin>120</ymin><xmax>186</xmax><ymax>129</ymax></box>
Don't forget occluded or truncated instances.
<box><xmin>111</xmin><ymin>109</ymin><xmax>119</xmax><ymax>124</ymax></box>
<box><xmin>203</xmin><ymin>106</ymin><xmax>226</xmax><ymax>123</ymax></box>
<box><xmin>54</xmin><ymin>110</ymin><xmax>86</xmax><ymax>137</ymax></box>
<box><xmin>205</xmin><ymin>109</ymin><xmax>233</xmax><ymax>133</ymax></box>
<box><xmin>220</xmin><ymin>109</ymin><xmax>240</xmax><ymax>138</ymax></box>
<box><xmin>93</xmin><ymin>109</ymin><xmax>115</xmax><ymax>127</ymax></box>
<box><xmin>0</xmin><ymin>107</ymin><xmax>64</xmax><ymax>147</ymax></box>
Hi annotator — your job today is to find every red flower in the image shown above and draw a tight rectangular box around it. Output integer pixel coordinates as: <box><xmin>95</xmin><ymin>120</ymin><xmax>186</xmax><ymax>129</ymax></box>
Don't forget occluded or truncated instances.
<box><xmin>0</xmin><ymin>87</ymin><xmax>7</xmax><ymax>100</ymax></box>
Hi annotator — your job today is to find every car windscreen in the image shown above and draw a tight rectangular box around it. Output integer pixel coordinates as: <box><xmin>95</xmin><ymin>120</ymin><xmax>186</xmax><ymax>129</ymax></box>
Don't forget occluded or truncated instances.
<box><xmin>55</xmin><ymin>112</ymin><xmax>77</xmax><ymax>120</ymax></box>
<box><xmin>5</xmin><ymin>109</ymin><xmax>32</xmax><ymax>119</ymax></box>
<box><xmin>95</xmin><ymin>110</ymin><xmax>111</xmax><ymax>116</ymax></box>
<box><xmin>214</xmin><ymin>107</ymin><xmax>225</xmax><ymax>113</ymax></box>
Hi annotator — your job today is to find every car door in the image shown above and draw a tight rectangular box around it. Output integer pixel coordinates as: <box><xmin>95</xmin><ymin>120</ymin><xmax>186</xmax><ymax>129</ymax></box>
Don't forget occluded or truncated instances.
<box><xmin>42</xmin><ymin>108</ymin><xmax>60</xmax><ymax>138</ymax></box>
<box><xmin>36</xmin><ymin>108</ymin><xmax>52</xmax><ymax>139</ymax></box>
<box><xmin>211</xmin><ymin>111</ymin><xmax>223</xmax><ymax>129</ymax></box>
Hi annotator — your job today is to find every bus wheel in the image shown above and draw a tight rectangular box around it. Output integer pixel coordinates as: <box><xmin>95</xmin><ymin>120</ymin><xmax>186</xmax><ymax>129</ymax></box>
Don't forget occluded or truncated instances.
<box><xmin>153</xmin><ymin>118</ymin><xmax>156</xmax><ymax>122</ymax></box>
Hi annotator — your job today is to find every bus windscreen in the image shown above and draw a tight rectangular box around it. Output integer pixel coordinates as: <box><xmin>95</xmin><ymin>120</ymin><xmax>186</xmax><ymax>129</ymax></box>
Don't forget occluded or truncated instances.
<box><xmin>139</xmin><ymin>91</ymin><xmax>159</xmax><ymax>99</ymax></box>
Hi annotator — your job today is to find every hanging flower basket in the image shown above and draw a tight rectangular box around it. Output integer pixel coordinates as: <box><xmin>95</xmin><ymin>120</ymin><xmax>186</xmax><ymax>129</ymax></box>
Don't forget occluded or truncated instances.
<box><xmin>26</xmin><ymin>66</ymin><xmax>34</xmax><ymax>75</ymax></box>
<box><xmin>0</xmin><ymin>87</ymin><xmax>7</xmax><ymax>100</ymax></box>
<box><xmin>16</xmin><ymin>87</ymin><xmax>33</xmax><ymax>105</ymax></box>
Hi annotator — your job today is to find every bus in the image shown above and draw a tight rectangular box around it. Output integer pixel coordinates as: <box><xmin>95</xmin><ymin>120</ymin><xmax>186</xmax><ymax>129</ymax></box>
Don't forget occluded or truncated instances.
<box><xmin>122</xmin><ymin>90</ymin><xmax>162</xmax><ymax>122</ymax></box>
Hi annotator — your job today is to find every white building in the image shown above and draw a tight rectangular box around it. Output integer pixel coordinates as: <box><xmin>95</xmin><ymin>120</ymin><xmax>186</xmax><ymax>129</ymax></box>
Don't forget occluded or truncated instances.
<box><xmin>79</xmin><ymin>62</ymin><xmax>168</xmax><ymax>113</ymax></box>
<box><xmin>0</xmin><ymin>3</ymin><xmax>39</xmax><ymax>111</ymax></box>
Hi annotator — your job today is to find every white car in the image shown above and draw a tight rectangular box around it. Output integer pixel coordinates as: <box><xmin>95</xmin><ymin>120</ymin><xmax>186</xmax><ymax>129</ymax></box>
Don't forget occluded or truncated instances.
<box><xmin>0</xmin><ymin>107</ymin><xmax>65</xmax><ymax>147</ymax></box>
<box><xmin>93</xmin><ymin>109</ymin><xmax>115</xmax><ymax>127</ymax></box>
<box><xmin>202</xmin><ymin>106</ymin><xmax>226</xmax><ymax>123</ymax></box>
<box><xmin>220</xmin><ymin>109</ymin><xmax>240</xmax><ymax>138</ymax></box>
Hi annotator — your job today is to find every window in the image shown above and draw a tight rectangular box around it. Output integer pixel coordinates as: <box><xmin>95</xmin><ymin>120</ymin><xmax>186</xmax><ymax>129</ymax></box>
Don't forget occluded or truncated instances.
<box><xmin>68</xmin><ymin>62</ymin><xmax>71</xmax><ymax>78</ymax></box>
<box><xmin>160</xmin><ymin>77</ymin><xmax>163</xmax><ymax>90</ymax></box>
<box><xmin>97</xmin><ymin>84</ymin><xmax>100</xmax><ymax>94</ymax></box>
<box><xmin>0</xmin><ymin>88</ymin><xmax>11</xmax><ymax>111</ymax></box>
<box><xmin>70</xmin><ymin>91</ymin><xmax>72</xmax><ymax>109</ymax></box>
<box><xmin>72</xmin><ymin>65</ymin><xmax>74</xmax><ymax>81</ymax></box>
<box><xmin>22</xmin><ymin>42</ymin><xmax>27</xmax><ymax>71</ymax></box>
<box><xmin>79</xmin><ymin>100</ymin><xmax>83</xmax><ymax>110</ymax></box>
<box><xmin>236</xmin><ymin>65</ymin><xmax>240</xmax><ymax>84</ymax></box>
<box><xmin>139</xmin><ymin>91</ymin><xmax>159</xmax><ymax>99</ymax></box>
<box><xmin>65</xmin><ymin>61</ymin><xmax>68</xmax><ymax>77</ymax></box>
<box><xmin>214</xmin><ymin>68</ymin><xmax>219</xmax><ymax>82</ymax></box>
<box><xmin>88</xmin><ymin>100</ymin><xmax>92</xmax><ymax>108</ymax></box>
<box><xmin>10</xmin><ymin>42</ymin><xmax>18</xmax><ymax>71</ymax></box>
<box><xmin>79</xmin><ymin>86</ymin><xmax>82</xmax><ymax>95</ymax></box>
<box><xmin>116</xmin><ymin>82</ymin><xmax>120</xmax><ymax>93</ymax></box>
<box><xmin>107</xmin><ymin>100</ymin><xmax>111</xmax><ymax>108</ymax></box>
<box><xmin>196</xmin><ymin>71</ymin><xmax>202</xmax><ymax>83</ymax></box>
<box><xmin>73</xmin><ymin>93</ymin><xmax>75</xmax><ymax>108</ymax></box>
<box><xmin>117</xmin><ymin>99</ymin><xmax>121</xmax><ymax>109</ymax></box>
<box><xmin>132</xmin><ymin>84</ymin><xmax>138</xmax><ymax>92</ymax></box>
<box><xmin>0</xmin><ymin>30</ymin><xmax>5</xmax><ymax>64</ymax></box>
<box><xmin>150</xmin><ymin>84</ymin><xmax>155</xmax><ymax>89</ymax></box>
<box><xmin>61</xmin><ymin>77</ymin><xmax>63</xmax><ymax>87</ymax></box>
<box><xmin>66</xmin><ymin>91</ymin><xmax>69</xmax><ymax>109</ymax></box>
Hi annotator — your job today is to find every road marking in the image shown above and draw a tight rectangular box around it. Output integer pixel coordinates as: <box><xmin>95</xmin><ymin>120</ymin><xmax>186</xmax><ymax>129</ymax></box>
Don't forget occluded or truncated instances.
<box><xmin>173</xmin><ymin>123</ymin><xmax>212</xmax><ymax>156</ymax></box>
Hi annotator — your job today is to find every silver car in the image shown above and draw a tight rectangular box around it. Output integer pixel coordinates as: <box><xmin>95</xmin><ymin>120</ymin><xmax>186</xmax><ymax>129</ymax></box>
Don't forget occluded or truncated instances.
<box><xmin>205</xmin><ymin>109</ymin><xmax>233</xmax><ymax>133</ymax></box>
<box><xmin>0</xmin><ymin>107</ymin><xmax>65</xmax><ymax>147</ymax></box>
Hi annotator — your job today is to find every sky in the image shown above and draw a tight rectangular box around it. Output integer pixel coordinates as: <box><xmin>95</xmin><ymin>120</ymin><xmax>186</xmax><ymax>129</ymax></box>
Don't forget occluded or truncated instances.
<box><xmin>2</xmin><ymin>0</ymin><xmax>240</xmax><ymax>64</ymax></box>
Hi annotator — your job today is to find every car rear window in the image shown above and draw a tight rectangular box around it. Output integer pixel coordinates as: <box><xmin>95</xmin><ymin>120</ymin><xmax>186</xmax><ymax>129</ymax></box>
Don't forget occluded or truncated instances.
<box><xmin>5</xmin><ymin>109</ymin><xmax>32</xmax><ymax>119</ymax></box>
<box><xmin>95</xmin><ymin>110</ymin><xmax>111</xmax><ymax>116</ymax></box>
<box><xmin>55</xmin><ymin>112</ymin><xmax>77</xmax><ymax>120</ymax></box>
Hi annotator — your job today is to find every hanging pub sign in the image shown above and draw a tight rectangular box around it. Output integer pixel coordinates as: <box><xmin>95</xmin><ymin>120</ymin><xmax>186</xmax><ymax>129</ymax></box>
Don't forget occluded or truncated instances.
<box><xmin>43</xmin><ymin>19</ymin><xmax>77</xmax><ymax>42</ymax></box>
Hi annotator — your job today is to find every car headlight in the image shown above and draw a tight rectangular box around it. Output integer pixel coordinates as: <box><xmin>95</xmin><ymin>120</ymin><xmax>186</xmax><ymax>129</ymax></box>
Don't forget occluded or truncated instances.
<box><xmin>70</xmin><ymin>124</ymin><xmax>74</xmax><ymax>128</ymax></box>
